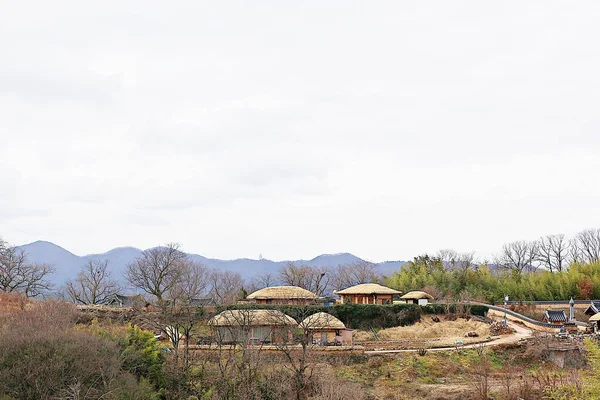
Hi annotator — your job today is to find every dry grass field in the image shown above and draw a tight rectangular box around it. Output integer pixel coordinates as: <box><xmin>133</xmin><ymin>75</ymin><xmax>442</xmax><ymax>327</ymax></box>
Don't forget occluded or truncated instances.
<box><xmin>355</xmin><ymin>316</ymin><xmax>491</xmax><ymax>340</ymax></box>
<box><xmin>354</xmin><ymin>316</ymin><xmax>493</xmax><ymax>349</ymax></box>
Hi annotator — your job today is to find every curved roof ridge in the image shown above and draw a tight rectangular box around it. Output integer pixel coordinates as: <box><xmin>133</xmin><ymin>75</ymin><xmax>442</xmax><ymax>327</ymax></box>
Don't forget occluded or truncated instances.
<box><xmin>336</xmin><ymin>283</ymin><xmax>401</xmax><ymax>295</ymax></box>
<box><xmin>247</xmin><ymin>285</ymin><xmax>317</xmax><ymax>300</ymax></box>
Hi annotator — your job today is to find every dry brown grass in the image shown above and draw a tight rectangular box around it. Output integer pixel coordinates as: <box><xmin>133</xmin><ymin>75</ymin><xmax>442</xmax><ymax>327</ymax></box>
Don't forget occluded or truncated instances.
<box><xmin>0</xmin><ymin>292</ymin><xmax>32</xmax><ymax>314</ymax></box>
<box><xmin>355</xmin><ymin>317</ymin><xmax>490</xmax><ymax>342</ymax></box>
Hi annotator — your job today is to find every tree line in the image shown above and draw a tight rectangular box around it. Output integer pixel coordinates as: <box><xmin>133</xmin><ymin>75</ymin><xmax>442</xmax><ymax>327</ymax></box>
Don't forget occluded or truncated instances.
<box><xmin>386</xmin><ymin>228</ymin><xmax>600</xmax><ymax>303</ymax></box>
<box><xmin>2</xmin><ymin>227</ymin><xmax>600</xmax><ymax>304</ymax></box>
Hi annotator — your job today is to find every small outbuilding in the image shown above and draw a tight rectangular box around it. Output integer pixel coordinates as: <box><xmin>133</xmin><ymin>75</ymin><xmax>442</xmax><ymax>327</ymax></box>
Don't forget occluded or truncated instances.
<box><xmin>399</xmin><ymin>291</ymin><xmax>434</xmax><ymax>306</ymax></box>
<box><xmin>299</xmin><ymin>312</ymin><xmax>353</xmax><ymax>345</ymax></box>
<box><xmin>543</xmin><ymin>309</ymin><xmax>567</xmax><ymax>325</ymax></box>
<box><xmin>103</xmin><ymin>294</ymin><xmax>146</xmax><ymax>308</ymax></box>
<box><xmin>584</xmin><ymin>301</ymin><xmax>600</xmax><ymax>316</ymax></box>
<box><xmin>589</xmin><ymin>313</ymin><xmax>600</xmax><ymax>333</ymax></box>
<box><xmin>246</xmin><ymin>286</ymin><xmax>318</xmax><ymax>305</ymax></box>
<box><xmin>209</xmin><ymin>309</ymin><xmax>297</xmax><ymax>344</ymax></box>
<box><xmin>336</xmin><ymin>283</ymin><xmax>402</xmax><ymax>305</ymax></box>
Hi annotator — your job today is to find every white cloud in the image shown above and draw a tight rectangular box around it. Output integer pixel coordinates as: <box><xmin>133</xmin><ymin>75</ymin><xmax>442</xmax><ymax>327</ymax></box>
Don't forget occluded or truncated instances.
<box><xmin>2</xmin><ymin>1</ymin><xmax>600</xmax><ymax>261</ymax></box>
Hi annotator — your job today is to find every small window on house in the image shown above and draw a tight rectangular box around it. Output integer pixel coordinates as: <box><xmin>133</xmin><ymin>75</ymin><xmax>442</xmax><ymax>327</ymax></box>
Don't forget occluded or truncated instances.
<box><xmin>266</xmin><ymin>299</ymin><xmax>272</xmax><ymax>304</ymax></box>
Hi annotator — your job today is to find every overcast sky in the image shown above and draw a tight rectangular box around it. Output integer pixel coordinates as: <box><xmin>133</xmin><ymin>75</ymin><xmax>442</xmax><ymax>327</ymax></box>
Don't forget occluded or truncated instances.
<box><xmin>2</xmin><ymin>1</ymin><xmax>599</xmax><ymax>262</ymax></box>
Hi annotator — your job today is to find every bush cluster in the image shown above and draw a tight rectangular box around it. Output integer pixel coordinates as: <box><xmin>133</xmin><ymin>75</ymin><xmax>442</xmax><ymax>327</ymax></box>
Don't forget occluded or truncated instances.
<box><xmin>223</xmin><ymin>302</ymin><xmax>487</xmax><ymax>329</ymax></box>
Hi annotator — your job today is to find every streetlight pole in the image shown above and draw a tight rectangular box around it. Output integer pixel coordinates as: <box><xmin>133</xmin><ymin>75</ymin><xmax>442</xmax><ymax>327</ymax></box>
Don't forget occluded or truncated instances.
<box><xmin>503</xmin><ymin>295</ymin><xmax>509</xmax><ymax>327</ymax></box>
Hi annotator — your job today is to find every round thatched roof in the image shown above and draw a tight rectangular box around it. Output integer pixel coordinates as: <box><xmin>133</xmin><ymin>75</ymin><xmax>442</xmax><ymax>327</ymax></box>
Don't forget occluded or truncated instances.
<box><xmin>336</xmin><ymin>283</ymin><xmax>401</xmax><ymax>295</ymax></box>
<box><xmin>300</xmin><ymin>312</ymin><xmax>345</xmax><ymax>330</ymax></box>
<box><xmin>247</xmin><ymin>286</ymin><xmax>317</xmax><ymax>300</ymax></box>
<box><xmin>209</xmin><ymin>309</ymin><xmax>297</xmax><ymax>326</ymax></box>
<box><xmin>400</xmin><ymin>291</ymin><xmax>434</xmax><ymax>300</ymax></box>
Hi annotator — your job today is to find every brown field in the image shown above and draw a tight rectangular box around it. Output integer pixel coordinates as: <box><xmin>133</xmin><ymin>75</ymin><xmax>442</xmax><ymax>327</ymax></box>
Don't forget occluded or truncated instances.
<box><xmin>355</xmin><ymin>317</ymin><xmax>491</xmax><ymax>343</ymax></box>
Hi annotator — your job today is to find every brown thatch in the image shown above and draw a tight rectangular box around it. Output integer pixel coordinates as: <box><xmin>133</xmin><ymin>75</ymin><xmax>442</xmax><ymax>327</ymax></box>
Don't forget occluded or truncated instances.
<box><xmin>400</xmin><ymin>291</ymin><xmax>434</xmax><ymax>300</ymax></box>
<box><xmin>208</xmin><ymin>309</ymin><xmax>297</xmax><ymax>327</ymax></box>
<box><xmin>589</xmin><ymin>313</ymin><xmax>600</xmax><ymax>322</ymax></box>
<box><xmin>336</xmin><ymin>283</ymin><xmax>401</xmax><ymax>295</ymax></box>
<box><xmin>300</xmin><ymin>312</ymin><xmax>346</xmax><ymax>330</ymax></box>
<box><xmin>247</xmin><ymin>286</ymin><xmax>317</xmax><ymax>300</ymax></box>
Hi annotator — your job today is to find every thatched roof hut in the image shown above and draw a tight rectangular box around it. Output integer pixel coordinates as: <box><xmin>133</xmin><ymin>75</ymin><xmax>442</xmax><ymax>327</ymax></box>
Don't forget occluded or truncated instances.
<box><xmin>247</xmin><ymin>286</ymin><xmax>317</xmax><ymax>300</ymax></box>
<box><xmin>246</xmin><ymin>286</ymin><xmax>317</xmax><ymax>305</ymax></box>
<box><xmin>399</xmin><ymin>290</ymin><xmax>434</xmax><ymax>305</ymax></box>
<box><xmin>300</xmin><ymin>312</ymin><xmax>345</xmax><ymax>330</ymax></box>
<box><xmin>209</xmin><ymin>309</ymin><xmax>297</xmax><ymax>327</ymax></box>
<box><xmin>590</xmin><ymin>313</ymin><xmax>600</xmax><ymax>322</ymax></box>
<box><xmin>336</xmin><ymin>283</ymin><xmax>401</xmax><ymax>295</ymax></box>
<box><xmin>335</xmin><ymin>283</ymin><xmax>401</xmax><ymax>305</ymax></box>
<box><xmin>400</xmin><ymin>291</ymin><xmax>434</xmax><ymax>300</ymax></box>
<box><xmin>588</xmin><ymin>313</ymin><xmax>600</xmax><ymax>333</ymax></box>
<box><xmin>300</xmin><ymin>312</ymin><xmax>353</xmax><ymax>345</ymax></box>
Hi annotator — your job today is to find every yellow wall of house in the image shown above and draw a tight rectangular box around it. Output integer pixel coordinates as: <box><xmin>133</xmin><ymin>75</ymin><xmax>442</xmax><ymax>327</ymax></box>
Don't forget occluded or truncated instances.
<box><xmin>341</xmin><ymin>294</ymin><xmax>393</xmax><ymax>305</ymax></box>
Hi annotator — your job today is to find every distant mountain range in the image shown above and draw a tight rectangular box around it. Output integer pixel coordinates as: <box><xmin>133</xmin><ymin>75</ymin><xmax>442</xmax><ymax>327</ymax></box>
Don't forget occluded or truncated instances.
<box><xmin>17</xmin><ymin>241</ymin><xmax>406</xmax><ymax>285</ymax></box>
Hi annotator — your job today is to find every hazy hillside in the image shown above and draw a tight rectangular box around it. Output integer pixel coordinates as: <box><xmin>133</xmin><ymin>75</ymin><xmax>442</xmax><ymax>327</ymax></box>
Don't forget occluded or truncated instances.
<box><xmin>17</xmin><ymin>241</ymin><xmax>406</xmax><ymax>285</ymax></box>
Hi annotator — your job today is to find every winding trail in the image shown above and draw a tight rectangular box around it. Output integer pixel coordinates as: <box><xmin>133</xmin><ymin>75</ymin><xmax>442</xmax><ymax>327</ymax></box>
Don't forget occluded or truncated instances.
<box><xmin>364</xmin><ymin>321</ymin><xmax>532</xmax><ymax>354</ymax></box>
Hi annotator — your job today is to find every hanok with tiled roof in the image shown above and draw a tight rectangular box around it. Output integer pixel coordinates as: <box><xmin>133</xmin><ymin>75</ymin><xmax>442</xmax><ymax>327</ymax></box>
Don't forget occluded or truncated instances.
<box><xmin>584</xmin><ymin>301</ymin><xmax>600</xmax><ymax>316</ymax></box>
<box><xmin>543</xmin><ymin>309</ymin><xmax>567</xmax><ymax>325</ymax></box>
<box><xmin>246</xmin><ymin>286</ymin><xmax>317</xmax><ymax>305</ymax></box>
<box><xmin>103</xmin><ymin>293</ymin><xmax>145</xmax><ymax>308</ymax></box>
<box><xmin>335</xmin><ymin>283</ymin><xmax>401</xmax><ymax>305</ymax></box>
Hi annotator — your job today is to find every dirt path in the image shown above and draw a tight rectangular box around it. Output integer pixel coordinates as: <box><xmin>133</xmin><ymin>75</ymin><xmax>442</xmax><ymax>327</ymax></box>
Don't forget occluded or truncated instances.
<box><xmin>364</xmin><ymin>321</ymin><xmax>532</xmax><ymax>354</ymax></box>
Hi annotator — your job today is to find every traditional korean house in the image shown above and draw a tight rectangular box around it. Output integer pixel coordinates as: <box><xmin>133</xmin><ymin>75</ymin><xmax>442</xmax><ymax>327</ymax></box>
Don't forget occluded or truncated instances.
<box><xmin>336</xmin><ymin>283</ymin><xmax>401</xmax><ymax>305</ymax></box>
<box><xmin>299</xmin><ymin>312</ymin><xmax>353</xmax><ymax>345</ymax></box>
<box><xmin>584</xmin><ymin>300</ymin><xmax>600</xmax><ymax>316</ymax></box>
<box><xmin>246</xmin><ymin>286</ymin><xmax>317</xmax><ymax>305</ymax></box>
<box><xmin>208</xmin><ymin>309</ymin><xmax>297</xmax><ymax>344</ymax></box>
<box><xmin>543</xmin><ymin>309</ymin><xmax>567</xmax><ymax>325</ymax></box>
<box><xmin>103</xmin><ymin>293</ymin><xmax>145</xmax><ymax>308</ymax></box>
<box><xmin>190</xmin><ymin>297</ymin><xmax>216</xmax><ymax>307</ymax></box>
<box><xmin>399</xmin><ymin>291</ymin><xmax>434</xmax><ymax>306</ymax></box>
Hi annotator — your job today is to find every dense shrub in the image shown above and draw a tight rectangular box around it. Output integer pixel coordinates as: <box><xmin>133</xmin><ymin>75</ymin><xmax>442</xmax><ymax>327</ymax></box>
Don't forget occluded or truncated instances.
<box><xmin>0</xmin><ymin>301</ymin><xmax>161</xmax><ymax>400</ymax></box>
<box><xmin>224</xmin><ymin>303</ymin><xmax>421</xmax><ymax>329</ymax></box>
<box><xmin>470</xmin><ymin>305</ymin><xmax>489</xmax><ymax>316</ymax></box>
<box><xmin>223</xmin><ymin>302</ymin><xmax>488</xmax><ymax>329</ymax></box>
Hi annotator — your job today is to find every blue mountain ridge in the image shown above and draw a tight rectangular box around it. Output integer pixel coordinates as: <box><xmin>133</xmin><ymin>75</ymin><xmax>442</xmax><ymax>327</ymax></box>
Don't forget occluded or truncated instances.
<box><xmin>17</xmin><ymin>241</ymin><xmax>406</xmax><ymax>285</ymax></box>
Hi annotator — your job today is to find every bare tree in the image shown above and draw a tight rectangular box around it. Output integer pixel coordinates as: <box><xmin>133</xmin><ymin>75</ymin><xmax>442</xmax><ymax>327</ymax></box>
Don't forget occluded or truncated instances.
<box><xmin>569</xmin><ymin>238</ymin><xmax>583</xmax><ymax>264</ymax></box>
<box><xmin>537</xmin><ymin>234</ymin><xmax>570</xmax><ymax>272</ymax></box>
<box><xmin>209</xmin><ymin>309</ymin><xmax>288</xmax><ymax>397</ymax></box>
<box><xmin>575</xmin><ymin>228</ymin><xmax>600</xmax><ymax>264</ymax></box>
<box><xmin>331</xmin><ymin>261</ymin><xmax>379</xmax><ymax>291</ymax></box>
<box><xmin>0</xmin><ymin>240</ymin><xmax>54</xmax><ymax>297</ymax></box>
<box><xmin>125</xmin><ymin>243</ymin><xmax>188</xmax><ymax>301</ymax></box>
<box><xmin>156</xmin><ymin>301</ymin><xmax>205</xmax><ymax>370</ymax></box>
<box><xmin>170</xmin><ymin>260</ymin><xmax>210</xmax><ymax>302</ymax></box>
<box><xmin>250</xmin><ymin>272</ymin><xmax>277</xmax><ymax>290</ymax></box>
<box><xmin>209</xmin><ymin>269</ymin><xmax>244</xmax><ymax>305</ymax></box>
<box><xmin>438</xmin><ymin>249</ymin><xmax>459</xmax><ymax>270</ymax></box>
<box><xmin>273</xmin><ymin>307</ymin><xmax>338</xmax><ymax>400</ymax></box>
<box><xmin>246</xmin><ymin>272</ymin><xmax>279</xmax><ymax>294</ymax></box>
<box><xmin>438</xmin><ymin>249</ymin><xmax>475</xmax><ymax>272</ymax></box>
<box><xmin>64</xmin><ymin>260</ymin><xmax>120</xmax><ymax>305</ymax></box>
<box><xmin>469</xmin><ymin>345</ymin><xmax>492</xmax><ymax>400</ymax></box>
<box><xmin>279</xmin><ymin>262</ymin><xmax>330</xmax><ymax>296</ymax></box>
<box><xmin>497</xmin><ymin>240</ymin><xmax>539</xmax><ymax>274</ymax></box>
